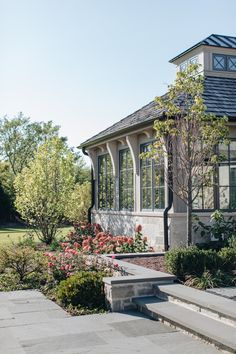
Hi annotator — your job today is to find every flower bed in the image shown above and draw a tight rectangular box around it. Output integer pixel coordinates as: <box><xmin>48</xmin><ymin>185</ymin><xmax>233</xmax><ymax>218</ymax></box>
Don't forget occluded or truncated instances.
<box><xmin>0</xmin><ymin>223</ymin><xmax>153</xmax><ymax>315</ymax></box>
<box><xmin>66</xmin><ymin>223</ymin><xmax>150</xmax><ymax>254</ymax></box>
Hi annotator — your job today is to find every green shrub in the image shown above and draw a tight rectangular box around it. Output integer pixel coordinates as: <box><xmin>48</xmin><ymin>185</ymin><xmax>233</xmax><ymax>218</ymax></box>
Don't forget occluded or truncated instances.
<box><xmin>193</xmin><ymin>210</ymin><xmax>236</xmax><ymax>243</ymax></box>
<box><xmin>0</xmin><ymin>245</ymin><xmax>46</xmax><ymax>281</ymax></box>
<box><xmin>184</xmin><ymin>270</ymin><xmax>236</xmax><ymax>290</ymax></box>
<box><xmin>227</xmin><ymin>235</ymin><xmax>236</xmax><ymax>248</ymax></box>
<box><xmin>16</xmin><ymin>232</ymin><xmax>37</xmax><ymax>249</ymax></box>
<box><xmin>219</xmin><ymin>247</ymin><xmax>236</xmax><ymax>272</ymax></box>
<box><xmin>165</xmin><ymin>246</ymin><xmax>222</xmax><ymax>278</ymax></box>
<box><xmin>56</xmin><ymin>271</ymin><xmax>107</xmax><ymax>309</ymax></box>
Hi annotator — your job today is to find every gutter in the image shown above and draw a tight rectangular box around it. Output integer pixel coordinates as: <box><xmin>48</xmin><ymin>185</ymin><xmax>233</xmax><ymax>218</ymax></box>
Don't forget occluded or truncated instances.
<box><xmin>82</xmin><ymin>147</ymin><xmax>95</xmax><ymax>224</ymax></box>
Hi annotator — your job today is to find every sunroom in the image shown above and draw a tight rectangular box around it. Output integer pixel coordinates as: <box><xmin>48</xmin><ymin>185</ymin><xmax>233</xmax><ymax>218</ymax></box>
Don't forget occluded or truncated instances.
<box><xmin>80</xmin><ymin>34</ymin><xmax>236</xmax><ymax>250</ymax></box>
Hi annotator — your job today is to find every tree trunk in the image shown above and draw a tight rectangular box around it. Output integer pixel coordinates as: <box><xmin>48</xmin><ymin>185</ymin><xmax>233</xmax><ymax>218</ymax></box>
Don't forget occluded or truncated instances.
<box><xmin>186</xmin><ymin>202</ymin><xmax>192</xmax><ymax>246</ymax></box>
<box><xmin>187</xmin><ymin>173</ymin><xmax>193</xmax><ymax>246</ymax></box>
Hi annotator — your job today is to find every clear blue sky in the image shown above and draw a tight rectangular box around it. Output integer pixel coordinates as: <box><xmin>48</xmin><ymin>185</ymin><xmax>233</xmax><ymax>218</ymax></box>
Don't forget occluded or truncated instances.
<box><xmin>1</xmin><ymin>0</ymin><xmax>236</xmax><ymax>155</ymax></box>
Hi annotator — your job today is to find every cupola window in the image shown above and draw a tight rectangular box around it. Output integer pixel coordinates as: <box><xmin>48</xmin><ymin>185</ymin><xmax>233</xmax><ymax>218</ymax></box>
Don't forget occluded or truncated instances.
<box><xmin>213</xmin><ymin>54</ymin><xmax>236</xmax><ymax>72</ymax></box>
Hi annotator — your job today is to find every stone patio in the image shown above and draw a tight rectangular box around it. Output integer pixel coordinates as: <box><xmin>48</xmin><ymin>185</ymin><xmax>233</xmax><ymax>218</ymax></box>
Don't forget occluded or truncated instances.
<box><xmin>0</xmin><ymin>290</ymin><xmax>222</xmax><ymax>354</ymax></box>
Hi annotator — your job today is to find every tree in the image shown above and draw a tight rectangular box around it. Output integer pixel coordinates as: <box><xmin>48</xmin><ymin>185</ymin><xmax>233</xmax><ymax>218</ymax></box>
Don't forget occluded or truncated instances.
<box><xmin>64</xmin><ymin>182</ymin><xmax>91</xmax><ymax>223</ymax></box>
<box><xmin>0</xmin><ymin>162</ymin><xmax>15</xmax><ymax>222</ymax></box>
<box><xmin>14</xmin><ymin>137</ymin><xmax>75</xmax><ymax>244</ymax></box>
<box><xmin>0</xmin><ymin>113</ymin><xmax>61</xmax><ymax>175</ymax></box>
<box><xmin>148</xmin><ymin>65</ymin><xmax>229</xmax><ymax>246</ymax></box>
<box><xmin>73</xmin><ymin>151</ymin><xmax>90</xmax><ymax>184</ymax></box>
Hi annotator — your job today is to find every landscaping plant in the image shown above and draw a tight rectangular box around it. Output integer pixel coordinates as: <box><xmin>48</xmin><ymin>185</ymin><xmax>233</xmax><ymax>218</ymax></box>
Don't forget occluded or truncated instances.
<box><xmin>67</xmin><ymin>223</ymin><xmax>149</xmax><ymax>254</ymax></box>
<box><xmin>56</xmin><ymin>271</ymin><xmax>108</xmax><ymax>310</ymax></box>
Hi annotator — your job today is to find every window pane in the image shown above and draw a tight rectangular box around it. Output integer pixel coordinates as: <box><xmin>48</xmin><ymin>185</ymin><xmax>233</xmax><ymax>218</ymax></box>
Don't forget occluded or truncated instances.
<box><xmin>203</xmin><ymin>186</ymin><xmax>214</xmax><ymax>209</ymax></box>
<box><xmin>119</xmin><ymin>149</ymin><xmax>134</xmax><ymax>211</ymax></box>
<box><xmin>140</xmin><ymin>143</ymin><xmax>165</xmax><ymax>210</ymax></box>
<box><xmin>230</xmin><ymin>142</ymin><xmax>236</xmax><ymax>161</ymax></box>
<box><xmin>155</xmin><ymin>187</ymin><xmax>165</xmax><ymax>209</ymax></box>
<box><xmin>219</xmin><ymin>186</ymin><xmax>229</xmax><ymax>209</ymax></box>
<box><xmin>189</xmin><ymin>56</ymin><xmax>198</xmax><ymax>65</ymax></box>
<box><xmin>193</xmin><ymin>189</ymin><xmax>203</xmax><ymax>209</ymax></box>
<box><xmin>213</xmin><ymin>55</ymin><xmax>226</xmax><ymax>70</ymax></box>
<box><xmin>98</xmin><ymin>154</ymin><xmax>114</xmax><ymax>210</ymax></box>
<box><xmin>219</xmin><ymin>165</ymin><xmax>229</xmax><ymax>185</ymax></box>
<box><xmin>142</xmin><ymin>188</ymin><xmax>152</xmax><ymax>209</ymax></box>
<box><xmin>219</xmin><ymin>143</ymin><xmax>229</xmax><ymax>161</ymax></box>
<box><xmin>179</xmin><ymin>61</ymin><xmax>187</xmax><ymax>72</ymax></box>
<box><xmin>230</xmin><ymin>186</ymin><xmax>236</xmax><ymax>209</ymax></box>
<box><xmin>228</xmin><ymin>56</ymin><xmax>236</xmax><ymax>71</ymax></box>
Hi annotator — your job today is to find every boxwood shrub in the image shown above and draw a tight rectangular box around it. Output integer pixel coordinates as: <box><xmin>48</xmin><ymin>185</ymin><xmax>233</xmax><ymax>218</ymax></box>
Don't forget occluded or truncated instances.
<box><xmin>56</xmin><ymin>271</ymin><xmax>107</xmax><ymax>309</ymax></box>
<box><xmin>164</xmin><ymin>246</ymin><xmax>222</xmax><ymax>279</ymax></box>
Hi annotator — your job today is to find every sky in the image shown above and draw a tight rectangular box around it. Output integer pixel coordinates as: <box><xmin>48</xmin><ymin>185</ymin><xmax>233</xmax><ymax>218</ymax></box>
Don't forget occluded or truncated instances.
<box><xmin>1</xmin><ymin>0</ymin><xmax>236</xmax><ymax>163</ymax></box>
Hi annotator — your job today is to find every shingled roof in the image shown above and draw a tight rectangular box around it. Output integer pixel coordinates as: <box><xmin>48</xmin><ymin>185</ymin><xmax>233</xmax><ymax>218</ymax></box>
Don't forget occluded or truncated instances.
<box><xmin>80</xmin><ymin>76</ymin><xmax>236</xmax><ymax>148</ymax></box>
<box><xmin>170</xmin><ymin>34</ymin><xmax>236</xmax><ymax>63</ymax></box>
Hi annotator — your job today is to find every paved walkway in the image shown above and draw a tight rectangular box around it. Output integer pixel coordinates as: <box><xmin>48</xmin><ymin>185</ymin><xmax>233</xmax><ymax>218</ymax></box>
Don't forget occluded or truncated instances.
<box><xmin>0</xmin><ymin>290</ymin><xmax>221</xmax><ymax>354</ymax></box>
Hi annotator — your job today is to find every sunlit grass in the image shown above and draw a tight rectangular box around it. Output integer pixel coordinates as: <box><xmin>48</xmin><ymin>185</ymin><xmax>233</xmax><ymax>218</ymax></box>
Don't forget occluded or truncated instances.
<box><xmin>0</xmin><ymin>225</ymin><xmax>72</xmax><ymax>246</ymax></box>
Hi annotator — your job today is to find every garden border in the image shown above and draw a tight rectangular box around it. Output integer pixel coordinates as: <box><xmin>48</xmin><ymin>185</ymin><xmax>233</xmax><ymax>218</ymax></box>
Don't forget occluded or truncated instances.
<box><xmin>102</xmin><ymin>253</ymin><xmax>176</xmax><ymax>311</ymax></box>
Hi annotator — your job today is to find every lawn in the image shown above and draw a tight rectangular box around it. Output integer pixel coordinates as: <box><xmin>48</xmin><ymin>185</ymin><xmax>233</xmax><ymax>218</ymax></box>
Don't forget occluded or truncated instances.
<box><xmin>0</xmin><ymin>225</ymin><xmax>72</xmax><ymax>246</ymax></box>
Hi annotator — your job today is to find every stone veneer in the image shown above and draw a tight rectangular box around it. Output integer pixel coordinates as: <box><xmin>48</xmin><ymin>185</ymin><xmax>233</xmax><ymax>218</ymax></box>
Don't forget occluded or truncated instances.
<box><xmin>102</xmin><ymin>255</ymin><xmax>176</xmax><ymax>312</ymax></box>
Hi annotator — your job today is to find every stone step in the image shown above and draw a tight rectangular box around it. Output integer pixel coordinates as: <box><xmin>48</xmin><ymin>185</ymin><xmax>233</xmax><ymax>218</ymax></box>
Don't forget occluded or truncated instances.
<box><xmin>133</xmin><ymin>296</ymin><xmax>236</xmax><ymax>353</ymax></box>
<box><xmin>155</xmin><ymin>284</ymin><xmax>236</xmax><ymax>327</ymax></box>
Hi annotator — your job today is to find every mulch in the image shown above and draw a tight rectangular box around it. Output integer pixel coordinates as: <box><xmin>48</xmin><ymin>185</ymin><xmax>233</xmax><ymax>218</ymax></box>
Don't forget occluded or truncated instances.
<box><xmin>122</xmin><ymin>255</ymin><xmax>167</xmax><ymax>273</ymax></box>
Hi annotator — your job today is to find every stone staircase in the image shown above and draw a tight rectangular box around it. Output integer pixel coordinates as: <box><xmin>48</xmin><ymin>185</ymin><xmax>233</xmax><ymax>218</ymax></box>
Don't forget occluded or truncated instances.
<box><xmin>133</xmin><ymin>284</ymin><xmax>236</xmax><ymax>353</ymax></box>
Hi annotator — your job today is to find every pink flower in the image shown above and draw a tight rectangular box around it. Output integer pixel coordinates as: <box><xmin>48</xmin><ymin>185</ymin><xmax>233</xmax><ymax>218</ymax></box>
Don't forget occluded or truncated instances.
<box><xmin>111</xmin><ymin>255</ymin><xmax>116</xmax><ymax>259</ymax></box>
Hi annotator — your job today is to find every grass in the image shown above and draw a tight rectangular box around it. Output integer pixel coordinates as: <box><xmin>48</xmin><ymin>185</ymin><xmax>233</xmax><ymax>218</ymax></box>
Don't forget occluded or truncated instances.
<box><xmin>0</xmin><ymin>225</ymin><xmax>72</xmax><ymax>246</ymax></box>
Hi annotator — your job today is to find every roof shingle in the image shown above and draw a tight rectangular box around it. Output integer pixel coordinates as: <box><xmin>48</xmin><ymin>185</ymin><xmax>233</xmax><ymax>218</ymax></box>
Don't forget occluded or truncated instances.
<box><xmin>80</xmin><ymin>76</ymin><xmax>236</xmax><ymax>148</ymax></box>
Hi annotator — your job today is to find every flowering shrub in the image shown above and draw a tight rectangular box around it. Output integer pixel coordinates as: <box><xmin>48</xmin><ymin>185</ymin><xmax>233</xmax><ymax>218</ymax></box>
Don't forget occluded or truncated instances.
<box><xmin>68</xmin><ymin>222</ymin><xmax>102</xmax><ymax>243</ymax></box>
<box><xmin>67</xmin><ymin>223</ymin><xmax>149</xmax><ymax>254</ymax></box>
<box><xmin>44</xmin><ymin>243</ymin><xmax>125</xmax><ymax>281</ymax></box>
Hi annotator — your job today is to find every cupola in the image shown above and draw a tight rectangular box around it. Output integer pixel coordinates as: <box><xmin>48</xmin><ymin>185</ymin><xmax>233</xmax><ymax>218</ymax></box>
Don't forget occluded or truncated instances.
<box><xmin>170</xmin><ymin>34</ymin><xmax>236</xmax><ymax>78</ymax></box>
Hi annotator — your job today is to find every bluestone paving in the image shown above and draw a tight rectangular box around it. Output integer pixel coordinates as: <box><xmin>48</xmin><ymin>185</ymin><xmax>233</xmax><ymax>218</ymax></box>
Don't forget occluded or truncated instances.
<box><xmin>0</xmin><ymin>290</ymin><xmax>221</xmax><ymax>354</ymax></box>
<box><xmin>156</xmin><ymin>283</ymin><xmax>236</xmax><ymax>322</ymax></box>
<box><xmin>134</xmin><ymin>297</ymin><xmax>236</xmax><ymax>352</ymax></box>
<box><xmin>207</xmin><ymin>287</ymin><xmax>236</xmax><ymax>300</ymax></box>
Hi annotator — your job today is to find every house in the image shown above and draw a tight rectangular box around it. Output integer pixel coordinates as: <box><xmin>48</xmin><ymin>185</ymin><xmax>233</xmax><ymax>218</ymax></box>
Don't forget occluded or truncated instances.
<box><xmin>80</xmin><ymin>34</ymin><xmax>236</xmax><ymax>251</ymax></box>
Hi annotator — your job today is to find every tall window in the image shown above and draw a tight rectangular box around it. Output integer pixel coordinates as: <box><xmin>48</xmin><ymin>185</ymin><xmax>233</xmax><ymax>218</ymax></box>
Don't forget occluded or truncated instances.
<box><xmin>98</xmin><ymin>154</ymin><xmax>114</xmax><ymax>210</ymax></box>
<box><xmin>219</xmin><ymin>141</ymin><xmax>236</xmax><ymax>209</ymax></box>
<box><xmin>119</xmin><ymin>149</ymin><xmax>134</xmax><ymax>211</ymax></box>
<box><xmin>193</xmin><ymin>141</ymin><xmax>236</xmax><ymax>211</ymax></box>
<box><xmin>140</xmin><ymin>143</ymin><xmax>165</xmax><ymax>210</ymax></box>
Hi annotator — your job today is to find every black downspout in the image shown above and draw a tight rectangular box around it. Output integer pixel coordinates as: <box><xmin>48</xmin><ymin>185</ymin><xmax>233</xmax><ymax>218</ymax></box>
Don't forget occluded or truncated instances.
<box><xmin>82</xmin><ymin>147</ymin><xmax>95</xmax><ymax>224</ymax></box>
<box><xmin>163</xmin><ymin>141</ymin><xmax>173</xmax><ymax>251</ymax></box>
<box><xmin>163</xmin><ymin>187</ymin><xmax>173</xmax><ymax>251</ymax></box>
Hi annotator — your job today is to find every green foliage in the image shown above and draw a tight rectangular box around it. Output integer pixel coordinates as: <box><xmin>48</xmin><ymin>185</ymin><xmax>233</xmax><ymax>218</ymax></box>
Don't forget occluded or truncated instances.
<box><xmin>0</xmin><ymin>162</ymin><xmax>15</xmax><ymax>221</ymax></box>
<box><xmin>228</xmin><ymin>234</ymin><xmax>236</xmax><ymax>248</ymax></box>
<box><xmin>164</xmin><ymin>246</ymin><xmax>222</xmax><ymax>278</ymax></box>
<box><xmin>194</xmin><ymin>210</ymin><xmax>236</xmax><ymax>243</ymax></box>
<box><xmin>16</xmin><ymin>232</ymin><xmax>37</xmax><ymax>249</ymax></box>
<box><xmin>184</xmin><ymin>270</ymin><xmax>236</xmax><ymax>290</ymax></box>
<box><xmin>146</xmin><ymin>64</ymin><xmax>229</xmax><ymax>245</ymax></box>
<box><xmin>64</xmin><ymin>182</ymin><xmax>91</xmax><ymax>223</ymax></box>
<box><xmin>0</xmin><ymin>113</ymin><xmax>61</xmax><ymax>175</ymax></box>
<box><xmin>0</xmin><ymin>245</ymin><xmax>47</xmax><ymax>281</ymax></box>
<box><xmin>218</xmin><ymin>247</ymin><xmax>236</xmax><ymax>272</ymax></box>
<box><xmin>73</xmin><ymin>151</ymin><xmax>90</xmax><ymax>184</ymax></box>
<box><xmin>165</xmin><ymin>245</ymin><xmax>236</xmax><ymax>290</ymax></box>
<box><xmin>56</xmin><ymin>271</ymin><xmax>107</xmax><ymax>309</ymax></box>
<box><xmin>14</xmin><ymin>137</ymin><xmax>75</xmax><ymax>244</ymax></box>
